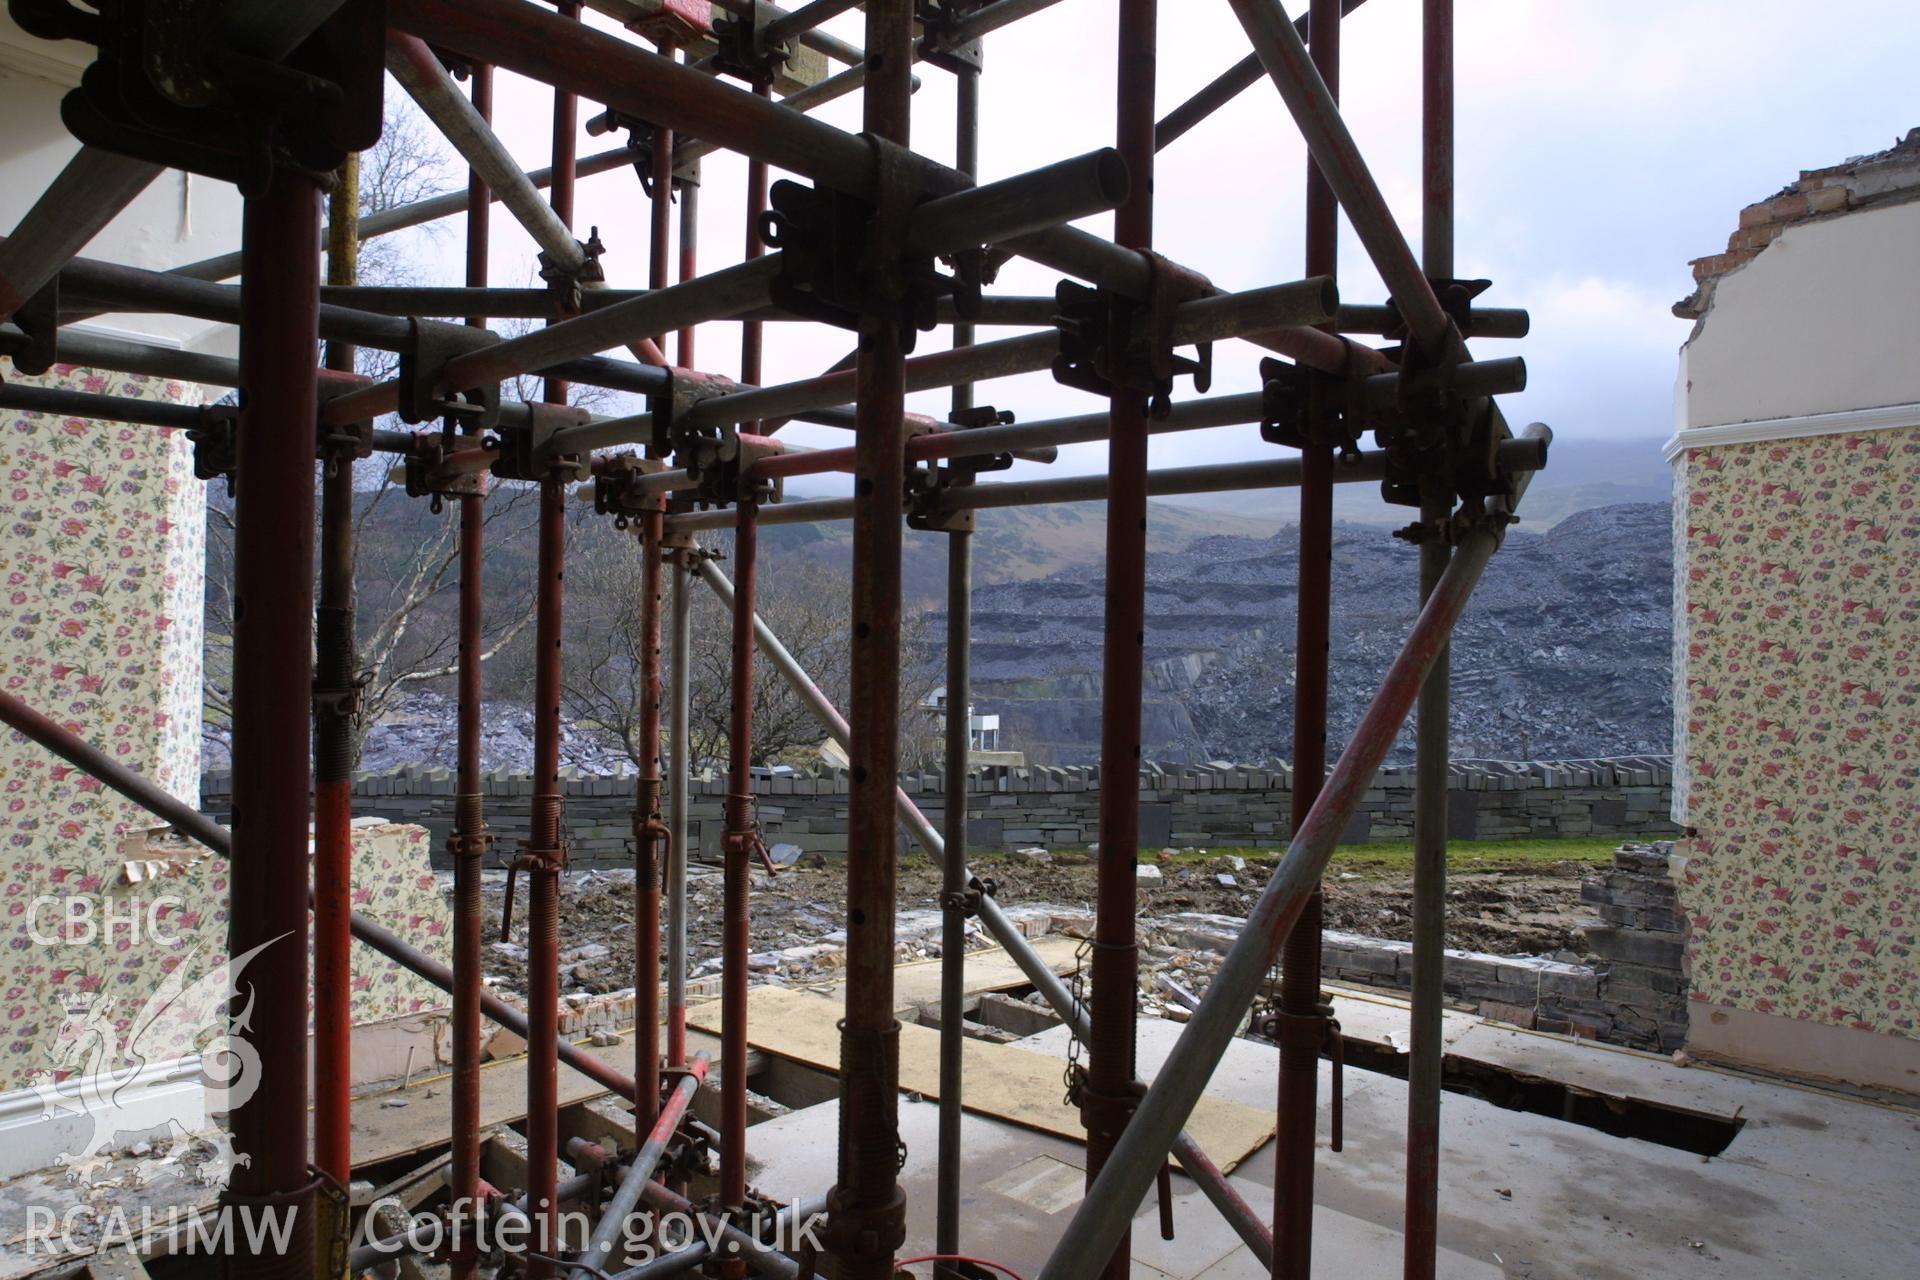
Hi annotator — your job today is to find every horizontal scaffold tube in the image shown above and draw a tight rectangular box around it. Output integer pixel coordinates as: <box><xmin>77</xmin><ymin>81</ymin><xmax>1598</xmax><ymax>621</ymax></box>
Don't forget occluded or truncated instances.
<box><xmin>320</xmin><ymin>148</ymin><xmax>1129</xmax><ymax>426</ymax></box>
<box><xmin>682</xmin><ymin>277</ymin><xmax>1337</xmax><ymax>432</ymax></box>
<box><xmin>666</xmin><ymin>434</ymin><xmax>1549</xmax><ymax>534</ymax></box>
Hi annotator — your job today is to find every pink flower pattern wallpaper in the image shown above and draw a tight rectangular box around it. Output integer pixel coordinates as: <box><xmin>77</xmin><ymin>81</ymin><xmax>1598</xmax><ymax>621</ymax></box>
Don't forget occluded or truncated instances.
<box><xmin>0</xmin><ymin>361</ymin><xmax>206</xmax><ymax>1093</ymax></box>
<box><xmin>1673</xmin><ymin>427</ymin><xmax>1919</xmax><ymax>1040</ymax></box>
<box><xmin>0</xmin><ymin>363</ymin><xmax>451</xmax><ymax>1094</ymax></box>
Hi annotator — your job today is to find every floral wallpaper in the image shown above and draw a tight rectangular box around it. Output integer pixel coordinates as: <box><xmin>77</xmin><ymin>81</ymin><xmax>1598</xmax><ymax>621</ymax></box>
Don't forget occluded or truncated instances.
<box><xmin>0</xmin><ymin>360</ymin><xmax>206</xmax><ymax>1093</ymax></box>
<box><xmin>1673</xmin><ymin>426</ymin><xmax>1920</xmax><ymax>1040</ymax></box>
<box><xmin>0</xmin><ymin>363</ymin><xmax>451</xmax><ymax>1096</ymax></box>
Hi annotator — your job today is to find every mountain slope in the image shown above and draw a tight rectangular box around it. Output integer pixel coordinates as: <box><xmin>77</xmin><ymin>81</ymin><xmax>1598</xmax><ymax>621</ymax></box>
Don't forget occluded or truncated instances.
<box><xmin>941</xmin><ymin>502</ymin><xmax>1674</xmax><ymax>765</ymax></box>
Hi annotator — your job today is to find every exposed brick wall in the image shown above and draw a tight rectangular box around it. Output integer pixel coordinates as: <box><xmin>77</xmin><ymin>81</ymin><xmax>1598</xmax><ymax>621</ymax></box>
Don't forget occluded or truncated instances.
<box><xmin>1675</xmin><ymin>127</ymin><xmax>1920</xmax><ymax>320</ymax></box>
<box><xmin>201</xmin><ymin>755</ymin><xmax>1679</xmax><ymax>868</ymax></box>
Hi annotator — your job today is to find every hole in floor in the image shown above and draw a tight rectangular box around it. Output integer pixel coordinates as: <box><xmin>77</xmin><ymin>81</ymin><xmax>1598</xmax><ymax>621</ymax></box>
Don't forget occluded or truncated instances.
<box><xmin>1337</xmin><ymin>1037</ymin><xmax>1746</xmax><ymax>1156</ymax></box>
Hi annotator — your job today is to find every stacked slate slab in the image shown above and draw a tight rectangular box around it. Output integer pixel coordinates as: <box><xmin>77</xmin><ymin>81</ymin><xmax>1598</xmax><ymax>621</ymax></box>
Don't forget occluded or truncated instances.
<box><xmin>198</xmin><ymin>755</ymin><xmax>1680</xmax><ymax>868</ymax></box>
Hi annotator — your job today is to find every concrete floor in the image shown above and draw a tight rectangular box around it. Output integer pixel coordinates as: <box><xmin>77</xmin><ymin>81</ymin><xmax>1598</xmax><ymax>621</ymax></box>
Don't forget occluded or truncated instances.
<box><xmin>744</xmin><ymin>992</ymin><xmax>1920</xmax><ymax>1280</ymax></box>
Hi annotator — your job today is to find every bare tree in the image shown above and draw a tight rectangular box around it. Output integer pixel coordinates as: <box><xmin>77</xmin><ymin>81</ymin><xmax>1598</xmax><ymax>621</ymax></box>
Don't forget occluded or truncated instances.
<box><xmin>203</xmin><ymin>98</ymin><xmax>550</xmax><ymax>766</ymax></box>
<box><xmin>562</xmin><ymin>528</ymin><xmax>942</xmax><ymax>772</ymax></box>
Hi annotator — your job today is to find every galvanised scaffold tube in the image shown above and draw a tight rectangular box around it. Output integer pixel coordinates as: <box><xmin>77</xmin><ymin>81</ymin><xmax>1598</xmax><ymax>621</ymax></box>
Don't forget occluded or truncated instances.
<box><xmin>1274</xmin><ymin>0</ymin><xmax>1342</xmax><ymax>1272</ymax></box>
<box><xmin>1406</xmin><ymin>1</ymin><xmax>1457</xmax><ymax>1274</ymax></box>
<box><xmin>319</xmin><ymin>145</ymin><xmax>1133</xmax><ymax>427</ymax></box>
<box><xmin>688</xmin><ymin>558</ymin><xmax>1281</xmax><ymax>1267</ymax></box>
<box><xmin>569</xmin><ymin>1055</ymin><xmax>711</xmax><ymax>1279</ymax></box>
<box><xmin>667</xmin><ymin>438</ymin><xmax>1545</xmax><ymax>533</ymax></box>
<box><xmin>449</xmin><ymin>60</ymin><xmax>496</xmax><ymax>1280</ymax></box>
<box><xmin>683</xmin><ymin>277</ymin><xmax>1336</xmax><ymax>432</ymax></box>
<box><xmin>936</xmin><ymin>44</ymin><xmax>981</xmax><ymax>1280</ymax></box>
<box><xmin>1032</xmin><ymin>425</ymin><xmax>1552</xmax><ymax>1280</ymax></box>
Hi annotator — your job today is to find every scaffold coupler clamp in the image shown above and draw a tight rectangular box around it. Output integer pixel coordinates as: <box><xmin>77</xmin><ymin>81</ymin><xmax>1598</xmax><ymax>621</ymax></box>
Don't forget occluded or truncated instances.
<box><xmin>490</xmin><ymin>400</ymin><xmax>592</xmax><ymax>484</ymax></box>
<box><xmin>590</xmin><ymin>452</ymin><xmax>671</xmax><ymax>529</ymax></box>
<box><xmin>687</xmin><ymin>426</ymin><xmax>781</xmax><ymax>509</ymax></box>
<box><xmin>711</xmin><ymin>0</ymin><xmax>793</xmax><ymax>87</ymax></box>
<box><xmin>915</xmin><ymin>0</ymin><xmax>987</xmax><ymax>74</ymax></box>
<box><xmin>1258</xmin><ymin>997</ymin><xmax>1345</xmax><ymax>1151</ymax></box>
<box><xmin>499</xmin><ymin>840</ymin><xmax>569</xmax><ymax>940</ymax></box>
<box><xmin>1051</xmin><ymin>252</ymin><xmax>1214</xmax><ymax>419</ymax></box>
<box><xmin>185</xmin><ymin>403</ymin><xmax>242</xmax><ymax>489</ymax></box>
<box><xmin>538</xmin><ymin>225</ymin><xmax>607</xmax><ymax>315</ymax></box>
<box><xmin>652</xmin><ymin>366</ymin><xmax>739</xmax><ymax>456</ymax></box>
<box><xmin>941</xmin><ymin>871</ymin><xmax>992</xmax><ymax>921</ymax></box>
<box><xmin>585</xmin><ymin>104</ymin><xmax>703</xmax><ymax>197</ymax></box>
<box><xmin>395</xmin><ymin>317</ymin><xmax>503</xmax><ymax>429</ymax></box>
<box><xmin>760</xmin><ymin>135</ymin><xmax>962</xmax><ymax>349</ymax></box>
<box><xmin>906</xmin><ymin>405</ymin><xmax>1006</xmax><ymax>532</ymax></box>
<box><xmin>16</xmin><ymin>0</ymin><xmax>384</xmax><ymax>192</ymax></box>
<box><xmin>1258</xmin><ymin>342</ymin><xmax>1368</xmax><ymax>459</ymax></box>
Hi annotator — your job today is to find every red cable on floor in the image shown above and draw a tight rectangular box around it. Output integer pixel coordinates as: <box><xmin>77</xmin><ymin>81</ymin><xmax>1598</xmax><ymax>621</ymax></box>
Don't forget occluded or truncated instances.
<box><xmin>896</xmin><ymin>1256</ymin><xmax>1030</xmax><ymax>1280</ymax></box>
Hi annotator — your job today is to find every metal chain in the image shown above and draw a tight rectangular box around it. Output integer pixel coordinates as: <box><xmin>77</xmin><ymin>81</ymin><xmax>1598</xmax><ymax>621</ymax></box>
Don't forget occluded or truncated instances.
<box><xmin>1063</xmin><ymin>934</ymin><xmax>1093</xmax><ymax>1103</ymax></box>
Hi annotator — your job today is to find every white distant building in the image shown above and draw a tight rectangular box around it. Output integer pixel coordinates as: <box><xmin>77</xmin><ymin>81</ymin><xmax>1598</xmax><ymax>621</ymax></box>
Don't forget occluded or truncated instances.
<box><xmin>925</xmin><ymin>685</ymin><xmax>1001</xmax><ymax>753</ymax></box>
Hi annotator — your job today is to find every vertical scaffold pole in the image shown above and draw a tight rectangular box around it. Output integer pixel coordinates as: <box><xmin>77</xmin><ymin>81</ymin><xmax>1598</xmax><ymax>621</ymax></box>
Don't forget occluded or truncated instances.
<box><xmin>1406</xmin><ymin>0</ymin><xmax>1455</xmax><ymax>1273</ymax></box>
<box><xmin>828</xmin><ymin>3</ymin><xmax>914</xmax><ymax>1276</ymax></box>
<box><xmin>1087</xmin><ymin>4</ymin><xmax>1157</xmax><ymax>1277</ymax></box>
<box><xmin>935</xmin><ymin>43</ymin><xmax>982</xmax><ymax>1277</ymax></box>
<box><xmin>313</xmin><ymin>146</ymin><xmax>361</xmax><ymax>1280</ymax></box>
<box><xmin>225</xmin><ymin>163</ymin><xmax>321</xmax><ymax>1280</ymax></box>
<box><xmin>449</xmin><ymin>61</ymin><xmax>495</xmax><ymax>1280</ymax></box>
<box><xmin>1275</xmin><ymin>2</ymin><xmax>1341</xmax><ymax>1274</ymax></box>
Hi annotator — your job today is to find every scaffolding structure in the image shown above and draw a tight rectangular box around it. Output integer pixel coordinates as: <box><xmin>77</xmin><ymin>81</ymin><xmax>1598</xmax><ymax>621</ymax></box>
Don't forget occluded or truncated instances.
<box><xmin>0</xmin><ymin>1</ymin><xmax>1549</xmax><ymax>1277</ymax></box>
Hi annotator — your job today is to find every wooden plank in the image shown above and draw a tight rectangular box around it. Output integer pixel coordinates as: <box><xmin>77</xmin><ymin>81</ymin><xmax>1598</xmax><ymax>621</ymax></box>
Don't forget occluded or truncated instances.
<box><xmin>688</xmin><ymin>986</ymin><xmax>1274</xmax><ymax>1172</ymax></box>
<box><xmin>884</xmin><ymin>937</ymin><xmax>1082</xmax><ymax>1013</ymax></box>
<box><xmin>352</xmin><ymin>1031</ymin><xmax>634</xmax><ymax>1166</ymax></box>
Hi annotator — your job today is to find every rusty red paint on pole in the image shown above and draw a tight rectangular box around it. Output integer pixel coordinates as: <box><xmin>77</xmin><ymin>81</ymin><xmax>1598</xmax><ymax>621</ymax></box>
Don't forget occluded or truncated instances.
<box><xmin>314</xmin><ymin>144</ymin><xmax>362</xmax><ymax>1277</ymax></box>
<box><xmin>526</xmin><ymin>476</ymin><xmax>568</xmax><ymax>1279</ymax></box>
<box><xmin>526</xmin><ymin>18</ymin><xmax>581</xmax><ymax>1268</ymax></box>
<box><xmin>634</xmin><ymin>500</ymin><xmax>667</xmax><ymax>1134</ymax></box>
<box><xmin>1085</xmin><ymin>4</ymin><xmax>1156</xmax><ymax>1278</ymax></box>
<box><xmin>825</xmin><ymin>4</ymin><xmax>913</xmax><ymax>1277</ymax></box>
<box><xmin>225</xmin><ymin>166</ymin><xmax>320</xmax><ymax>1278</ymax></box>
<box><xmin>721</xmin><ymin>501</ymin><xmax>760</xmax><ymax>1280</ymax></box>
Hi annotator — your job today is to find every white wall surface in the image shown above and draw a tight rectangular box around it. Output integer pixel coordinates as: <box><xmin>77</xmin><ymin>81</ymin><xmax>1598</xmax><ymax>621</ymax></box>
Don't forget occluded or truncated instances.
<box><xmin>1676</xmin><ymin>198</ymin><xmax>1920</xmax><ymax>429</ymax></box>
<box><xmin>0</xmin><ymin>16</ymin><xmax>242</xmax><ymax>354</ymax></box>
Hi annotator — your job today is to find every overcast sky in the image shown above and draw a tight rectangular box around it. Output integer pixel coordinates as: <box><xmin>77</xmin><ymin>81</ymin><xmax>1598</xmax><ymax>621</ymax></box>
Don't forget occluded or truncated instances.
<box><xmin>397</xmin><ymin>0</ymin><xmax>1918</xmax><ymax>483</ymax></box>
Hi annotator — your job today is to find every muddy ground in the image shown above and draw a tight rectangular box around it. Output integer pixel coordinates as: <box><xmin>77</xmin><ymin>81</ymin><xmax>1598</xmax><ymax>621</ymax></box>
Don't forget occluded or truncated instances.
<box><xmin>471</xmin><ymin>852</ymin><xmax>1597</xmax><ymax>1002</ymax></box>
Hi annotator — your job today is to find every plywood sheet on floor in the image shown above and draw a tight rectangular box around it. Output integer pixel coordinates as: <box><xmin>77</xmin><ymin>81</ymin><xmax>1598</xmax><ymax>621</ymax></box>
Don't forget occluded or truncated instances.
<box><xmin>882</xmin><ymin>937</ymin><xmax>1081</xmax><ymax>1011</ymax></box>
<box><xmin>351</xmin><ymin>1030</ymin><xmax>634</xmax><ymax>1165</ymax></box>
<box><xmin>688</xmin><ymin>985</ymin><xmax>1273</xmax><ymax>1170</ymax></box>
